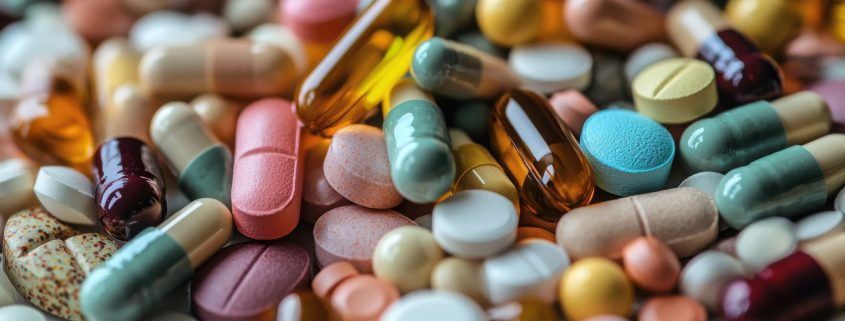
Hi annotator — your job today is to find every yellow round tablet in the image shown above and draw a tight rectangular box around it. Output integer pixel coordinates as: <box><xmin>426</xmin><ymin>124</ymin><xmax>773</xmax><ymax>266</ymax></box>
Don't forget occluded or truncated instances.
<box><xmin>559</xmin><ymin>258</ymin><xmax>634</xmax><ymax>321</ymax></box>
<box><xmin>476</xmin><ymin>0</ymin><xmax>542</xmax><ymax>47</ymax></box>
<box><xmin>632</xmin><ymin>58</ymin><xmax>717</xmax><ymax>124</ymax></box>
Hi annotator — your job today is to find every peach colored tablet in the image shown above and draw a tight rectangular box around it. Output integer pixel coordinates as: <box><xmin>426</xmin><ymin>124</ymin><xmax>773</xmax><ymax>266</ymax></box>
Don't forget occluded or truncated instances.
<box><xmin>232</xmin><ymin>99</ymin><xmax>303</xmax><ymax>240</ymax></box>
<box><xmin>313</xmin><ymin>261</ymin><xmax>359</xmax><ymax>299</ymax></box>
<box><xmin>622</xmin><ymin>237</ymin><xmax>681</xmax><ymax>292</ymax></box>
<box><xmin>331</xmin><ymin>275</ymin><xmax>399</xmax><ymax>321</ymax></box>
<box><xmin>638</xmin><ymin>296</ymin><xmax>706</xmax><ymax>321</ymax></box>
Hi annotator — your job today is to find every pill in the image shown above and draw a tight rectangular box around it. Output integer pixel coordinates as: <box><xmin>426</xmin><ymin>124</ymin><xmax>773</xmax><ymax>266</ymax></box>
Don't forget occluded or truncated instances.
<box><xmin>232</xmin><ymin>99</ymin><xmax>303</xmax><ymax>240</ymax></box>
<box><xmin>33</xmin><ymin>166</ymin><xmax>97</xmax><ymax>225</ymax></box>
<box><xmin>140</xmin><ymin>39</ymin><xmax>297</xmax><ymax>99</ymax></box>
<box><xmin>666</xmin><ymin>0</ymin><xmax>782</xmax><ymax>106</ymax></box>
<box><xmin>429</xmin><ymin>0</ymin><xmax>476</xmax><ymax>37</ymax></box>
<box><xmin>681</xmin><ymin>91</ymin><xmax>831</xmax><ymax>173</ymax></box>
<box><xmin>4</xmin><ymin>7</ymin><xmax>89</xmax><ymax>79</ymax></box>
<box><xmin>580</xmin><ymin>109</ymin><xmax>675</xmax><ymax>196</ymax></box>
<box><xmin>313</xmin><ymin>205</ymin><xmax>414</xmax><ymax>272</ymax></box>
<box><xmin>0</xmin><ymin>305</ymin><xmax>47</xmax><ymax>321</ymax></box>
<box><xmin>678</xmin><ymin>171</ymin><xmax>724</xmax><ymax>201</ymax></box>
<box><xmin>0</xmin><ymin>159</ymin><xmax>35</xmax><ymax>219</ymax></box>
<box><xmin>130</xmin><ymin>11</ymin><xmax>228</xmax><ymax>53</ymax></box>
<box><xmin>414</xmin><ymin>214</ymin><xmax>432</xmax><ymax>230</ymax></box>
<box><xmin>312</xmin><ymin>261</ymin><xmax>359</xmax><ymax>299</ymax></box>
<box><xmin>516</xmin><ymin>227</ymin><xmax>556</xmax><ymax>243</ymax></box>
<box><xmin>622</xmin><ymin>237</ymin><xmax>681</xmax><ymax>293</ymax></box>
<box><xmin>565</xmin><ymin>0</ymin><xmax>664</xmax><ymax>51</ymax></box>
<box><xmin>323</xmin><ymin>124</ymin><xmax>403</xmax><ymax>209</ymax></box>
<box><xmin>277</xmin><ymin>290</ymin><xmax>332</xmax><ymax>321</ymax></box>
<box><xmin>302</xmin><ymin>139</ymin><xmax>351</xmax><ymax>224</ymax></box>
<box><xmin>381</xmin><ymin>291</ymin><xmax>486</xmax><ymax>321</ymax></box>
<box><xmin>81</xmin><ymin>198</ymin><xmax>233</xmax><ymax>321</ymax></box>
<box><xmin>0</xmin><ymin>268</ymin><xmax>13</xmax><ymax>306</ymax></box>
<box><xmin>432</xmin><ymin>190</ymin><xmax>517</xmax><ymax>258</ymax></box>
<box><xmin>475</xmin><ymin>0</ymin><xmax>541</xmax><ymax>46</ymax></box>
<box><xmin>281</xmin><ymin>0</ymin><xmax>357</xmax><ymax>43</ymax></box>
<box><xmin>556</xmin><ymin>187</ymin><xmax>719</xmax><ymax>260</ymax></box>
<box><xmin>192</xmin><ymin>241</ymin><xmax>311</xmax><ymax>321</ymax></box>
<box><xmin>103</xmin><ymin>84</ymin><xmax>155</xmax><ymax>145</ymax></box>
<box><xmin>624</xmin><ymin>43</ymin><xmax>679</xmax><ymax>86</ymax></box>
<box><xmin>736</xmin><ymin>217</ymin><xmax>798</xmax><ymax>271</ymax></box>
<box><xmin>680</xmin><ymin>251</ymin><xmax>746</xmax><ymax>311</ymax></box>
<box><xmin>810</xmin><ymin>80</ymin><xmax>845</xmax><ymax>133</ymax></box>
<box><xmin>222</xmin><ymin>0</ymin><xmax>272</xmax><ymax>32</ymax></box>
<box><xmin>638</xmin><ymin>296</ymin><xmax>707</xmax><ymax>321</ymax></box>
<box><xmin>151</xmin><ymin>102</ymin><xmax>233</xmax><ymax>206</ymax></box>
<box><xmin>91</xmin><ymin>38</ymin><xmax>140</xmax><ymax>138</ymax></box>
<box><xmin>313</xmin><ymin>262</ymin><xmax>399</xmax><ymax>321</ymax></box>
<box><xmin>716</xmin><ymin>134</ymin><xmax>845</xmax><ymax>229</ymax></box>
<box><xmin>487</xmin><ymin>299</ymin><xmax>558</xmax><ymax>321</ymax></box>
<box><xmin>548</xmin><ymin>90</ymin><xmax>598</xmax><ymax>136</ymax></box>
<box><xmin>63</xmin><ymin>0</ymin><xmax>135</xmax><ymax>44</ymax></box>
<box><xmin>191</xmin><ymin>94</ymin><xmax>241</xmax><ymax>149</ymax></box>
<box><xmin>559</xmin><ymin>258</ymin><xmax>634</xmax><ymax>321</ymax></box>
<box><xmin>383</xmin><ymin>79</ymin><xmax>455</xmax><ymax>203</ymax></box>
<box><xmin>482</xmin><ymin>240</ymin><xmax>570</xmax><ymax>305</ymax></box>
<box><xmin>582</xmin><ymin>316</ymin><xmax>629</xmax><ymax>321</ymax></box>
<box><xmin>725</xmin><ymin>0</ymin><xmax>801</xmax><ymax>54</ymax></box>
<box><xmin>294</xmin><ymin>0</ymin><xmax>433</xmax><ymax>136</ymax></box>
<box><xmin>508</xmin><ymin>42</ymin><xmax>592</xmax><ymax>94</ymax></box>
<box><xmin>449</xmin><ymin>129</ymin><xmax>519</xmax><ymax>205</ymax></box>
<box><xmin>430</xmin><ymin>257</ymin><xmax>488</xmax><ymax>306</ymax></box>
<box><xmin>455</xmin><ymin>31</ymin><xmax>509</xmax><ymax>58</ymax></box>
<box><xmin>411</xmin><ymin>37</ymin><xmax>521</xmax><ymax>100</ymax></box>
<box><xmin>632</xmin><ymin>58</ymin><xmax>718</xmax><ymax>124</ymax></box>
<box><xmin>3</xmin><ymin>208</ymin><xmax>118</xmax><ymax>320</ymax></box>
<box><xmin>247</xmin><ymin>24</ymin><xmax>308</xmax><ymax>77</ymax></box>
<box><xmin>797</xmin><ymin>211</ymin><xmax>845</xmax><ymax>242</ymax></box>
<box><xmin>373</xmin><ymin>226</ymin><xmax>443</xmax><ymax>293</ymax></box>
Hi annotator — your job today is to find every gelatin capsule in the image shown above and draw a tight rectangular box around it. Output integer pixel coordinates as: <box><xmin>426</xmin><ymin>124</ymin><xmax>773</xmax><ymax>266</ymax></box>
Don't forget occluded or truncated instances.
<box><xmin>449</xmin><ymin>129</ymin><xmax>519</xmax><ymax>206</ymax></box>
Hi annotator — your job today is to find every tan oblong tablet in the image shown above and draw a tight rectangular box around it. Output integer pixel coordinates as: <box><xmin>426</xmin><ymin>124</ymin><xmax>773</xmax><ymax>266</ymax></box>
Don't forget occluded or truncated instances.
<box><xmin>633</xmin><ymin>58</ymin><xmax>718</xmax><ymax>124</ymax></box>
<box><xmin>33</xmin><ymin>166</ymin><xmax>97</xmax><ymax>225</ymax></box>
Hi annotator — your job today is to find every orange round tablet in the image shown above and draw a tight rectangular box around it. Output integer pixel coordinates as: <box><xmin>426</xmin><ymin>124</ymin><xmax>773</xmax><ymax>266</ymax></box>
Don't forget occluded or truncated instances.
<box><xmin>312</xmin><ymin>261</ymin><xmax>358</xmax><ymax>299</ymax></box>
<box><xmin>330</xmin><ymin>275</ymin><xmax>399</xmax><ymax>321</ymax></box>
<box><xmin>638</xmin><ymin>296</ymin><xmax>706</xmax><ymax>321</ymax></box>
<box><xmin>622</xmin><ymin>237</ymin><xmax>680</xmax><ymax>292</ymax></box>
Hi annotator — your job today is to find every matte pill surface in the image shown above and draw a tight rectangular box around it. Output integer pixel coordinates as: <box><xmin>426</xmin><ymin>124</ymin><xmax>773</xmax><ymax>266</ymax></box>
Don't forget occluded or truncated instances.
<box><xmin>508</xmin><ymin>42</ymin><xmax>592</xmax><ymax>94</ymax></box>
<box><xmin>735</xmin><ymin>217</ymin><xmax>798</xmax><ymax>271</ymax></box>
<box><xmin>432</xmin><ymin>190</ymin><xmax>518</xmax><ymax>258</ymax></box>
<box><xmin>372</xmin><ymin>226</ymin><xmax>443</xmax><ymax>293</ymax></box>
<box><xmin>0</xmin><ymin>158</ymin><xmax>36</xmax><ymax>218</ymax></box>
<box><xmin>0</xmin><ymin>305</ymin><xmax>47</xmax><ymax>321</ymax></box>
<box><xmin>625</xmin><ymin>43</ymin><xmax>679</xmax><ymax>85</ymax></box>
<box><xmin>33</xmin><ymin>166</ymin><xmax>97</xmax><ymax>225</ymax></box>
<box><xmin>430</xmin><ymin>257</ymin><xmax>488</xmax><ymax>306</ymax></box>
<box><xmin>281</xmin><ymin>0</ymin><xmax>357</xmax><ymax>43</ymax></box>
<box><xmin>678</xmin><ymin>172</ymin><xmax>724</xmax><ymax>201</ymax></box>
<box><xmin>330</xmin><ymin>275</ymin><xmax>399</xmax><ymax>321</ymax></box>
<box><xmin>638</xmin><ymin>296</ymin><xmax>707</xmax><ymax>321</ymax></box>
<box><xmin>548</xmin><ymin>90</ymin><xmax>597</xmax><ymax>136</ymax></box>
<box><xmin>302</xmin><ymin>139</ymin><xmax>350</xmax><ymax>224</ymax></box>
<box><xmin>680</xmin><ymin>251</ymin><xmax>746</xmax><ymax>311</ymax></box>
<box><xmin>380</xmin><ymin>291</ymin><xmax>487</xmax><ymax>321</ymax></box>
<box><xmin>482</xmin><ymin>240</ymin><xmax>570</xmax><ymax>305</ymax></box>
<box><xmin>633</xmin><ymin>58</ymin><xmax>718</xmax><ymax>124</ymax></box>
<box><xmin>622</xmin><ymin>237</ymin><xmax>681</xmax><ymax>293</ymax></box>
<box><xmin>565</xmin><ymin>0</ymin><xmax>664</xmax><ymax>51</ymax></box>
<box><xmin>796</xmin><ymin>211</ymin><xmax>845</xmax><ymax>242</ymax></box>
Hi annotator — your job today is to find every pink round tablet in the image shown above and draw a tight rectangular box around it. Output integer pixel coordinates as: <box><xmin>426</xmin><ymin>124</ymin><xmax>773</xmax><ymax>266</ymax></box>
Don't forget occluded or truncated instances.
<box><xmin>281</xmin><ymin>0</ymin><xmax>357</xmax><ymax>43</ymax></box>
<box><xmin>232</xmin><ymin>99</ymin><xmax>303</xmax><ymax>240</ymax></box>
<box><xmin>302</xmin><ymin>140</ymin><xmax>351</xmax><ymax>224</ymax></box>
<box><xmin>313</xmin><ymin>205</ymin><xmax>415</xmax><ymax>272</ymax></box>
<box><xmin>622</xmin><ymin>237</ymin><xmax>681</xmax><ymax>293</ymax></box>
<box><xmin>331</xmin><ymin>275</ymin><xmax>399</xmax><ymax>321</ymax></box>
<box><xmin>192</xmin><ymin>241</ymin><xmax>311</xmax><ymax>321</ymax></box>
<box><xmin>549</xmin><ymin>90</ymin><xmax>597</xmax><ymax>136</ymax></box>
<box><xmin>323</xmin><ymin>125</ymin><xmax>403</xmax><ymax>209</ymax></box>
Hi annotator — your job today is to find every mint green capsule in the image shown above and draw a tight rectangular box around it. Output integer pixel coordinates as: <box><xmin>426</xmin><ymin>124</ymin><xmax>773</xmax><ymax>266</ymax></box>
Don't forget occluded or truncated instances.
<box><xmin>716</xmin><ymin>134</ymin><xmax>845</xmax><ymax>229</ymax></box>
<box><xmin>681</xmin><ymin>91</ymin><xmax>830</xmax><ymax>173</ymax></box>
<box><xmin>383</xmin><ymin>79</ymin><xmax>456</xmax><ymax>203</ymax></box>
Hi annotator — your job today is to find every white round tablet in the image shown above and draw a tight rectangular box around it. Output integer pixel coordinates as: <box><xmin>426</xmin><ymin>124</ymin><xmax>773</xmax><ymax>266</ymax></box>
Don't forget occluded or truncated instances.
<box><xmin>432</xmin><ymin>190</ymin><xmax>517</xmax><ymax>258</ymax></box>
<box><xmin>509</xmin><ymin>42</ymin><xmax>592</xmax><ymax>94</ymax></box>
<box><xmin>0</xmin><ymin>158</ymin><xmax>36</xmax><ymax>215</ymax></box>
<box><xmin>736</xmin><ymin>217</ymin><xmax>797</xmax><ymax>271</ymax></box>
<box><xmin>380</xmin><ymin>291</ymin><xmax>486</xmax><ymax>321</ymax></box>
<box><xmin>33</xmin><ymin>166</ymin><xmax>97</xmax><ymax>225</ymax></box>
<box><xmin>624</xmin><ymin>42</ymin><xmax>679</xmax><ymax>85</ymax></box>
<box><xmin>681</xmin><ymin>251</ymin><xmax>746</xmax><ymax>311</ymax></box>
<box><xmin>796</xmin><ymin>211</ymin><xmax>845</xmax><ymax>242</ymax></box>
<box><xmin>0</xmin><ymin>305</ymin><xmax>47</xmax><ymax>321</ymax></box>
<box><xmin>482</xmin><ymin>240</ymin><xmax>569</xmax><ymax>305</ymax></box>
<box><xmin>678</xmin><ymin>171</ymin><xmax>724</xmax><ymax>201</ymax></box>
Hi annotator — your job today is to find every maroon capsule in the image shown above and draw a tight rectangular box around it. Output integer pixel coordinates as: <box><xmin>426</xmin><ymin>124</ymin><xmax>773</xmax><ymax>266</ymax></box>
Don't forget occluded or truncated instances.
<box><xmin>93</xmin><ymin>137</ymin><xmax>166</xmax><ymax>241</ymax></box>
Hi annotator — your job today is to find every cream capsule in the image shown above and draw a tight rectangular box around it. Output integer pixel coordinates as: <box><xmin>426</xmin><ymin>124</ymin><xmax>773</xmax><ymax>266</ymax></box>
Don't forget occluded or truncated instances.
<box><xmin>92</xmin><ymin>38</ymin><xmax>140</xmax><ymax>139</ymax></box>
<box><xmin>191</xmin><ymin>94</ymin><xmax>242</xmax><ymax>149</ymax></box>
<box><xmin>102</xmin><ymin>84</ymin><xmax>155</xmax><ymax>145</ymax></box>
<box><xmin>449</xmin><ymin>129</ymin><xmax>519</xmax><ymax>206</ymax></box>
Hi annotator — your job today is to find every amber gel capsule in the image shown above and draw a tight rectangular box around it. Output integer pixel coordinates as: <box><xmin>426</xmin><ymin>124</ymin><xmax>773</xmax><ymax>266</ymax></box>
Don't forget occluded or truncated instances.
<box><xmin>490</xmin><ymin>89</ymin><xmax>594</xmax><ymax>225</ymax></box>
<box><xmin>295</xmin><ymin>0</ymin><xmax>434</xmax><ymax>136</ymax></box>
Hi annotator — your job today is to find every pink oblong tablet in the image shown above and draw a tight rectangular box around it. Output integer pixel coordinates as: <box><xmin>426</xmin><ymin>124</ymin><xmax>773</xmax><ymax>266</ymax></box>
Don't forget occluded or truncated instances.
<box><xmin>232</xmin><ymin>98</ymin><xmax>304</xmax><ymax>240</ymax></box>
<box><xmin>192</xmin><ymin>241</ymin><xmax>311</xmax><ymax>321</ymax></box>
<box><xmin>314</xmin><ymin>205</ymin><xmax>415</xmax><ymax>272</ymax></box>
<box><xmin>281</xmin><ymin>0</ymin><xmax>357</xmax><ymax>43</ymax></box>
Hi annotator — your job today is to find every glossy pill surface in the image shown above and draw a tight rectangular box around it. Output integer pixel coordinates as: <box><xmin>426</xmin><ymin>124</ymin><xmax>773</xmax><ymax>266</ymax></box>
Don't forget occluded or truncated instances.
<box><xmin>449</xmin><ymin>129</ymin><xmax>519</xmax><ymax>205</ymax></box>
<box><xmin>622</xmin><ymin>237</ymin><xmax>680</xmax><ymax>293</ymax></box>
<box><xmin>475</xmin><ymin>0</ymin><xmax>541</xmax><ymax>46</ymax></box>
<box><xmin>559</xmin><ymin>258</ymin><xmax>634</xmax><ymax>321</ymax></box>
<box><xmin>372</xmin><ymin>226</ymin><xmax>443</xmax><ymax>293</ymax></box>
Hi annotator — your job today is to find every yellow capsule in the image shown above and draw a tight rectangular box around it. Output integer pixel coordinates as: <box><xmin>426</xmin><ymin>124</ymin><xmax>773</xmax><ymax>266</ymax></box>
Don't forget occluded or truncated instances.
<box><xmin>449</xmin><ymin>129</ymin><xmax>519</xmax><ymax>206</ymax></box>
<box><xmin>559</xmin><ymin>258</ymin><xmax>634</xmax><ymax>321</ymax></box>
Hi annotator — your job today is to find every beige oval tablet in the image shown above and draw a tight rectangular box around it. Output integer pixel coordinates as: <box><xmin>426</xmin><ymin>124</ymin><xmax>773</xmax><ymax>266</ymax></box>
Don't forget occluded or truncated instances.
<box><xmin>33</xmin><ymin>166</ymin><xmax>97</xmax><ymax>225</ymax></box>
<box><xmin>633</xmin><ymin>58</ymin><xmax>718</xmax><ymax>124</ymax></box>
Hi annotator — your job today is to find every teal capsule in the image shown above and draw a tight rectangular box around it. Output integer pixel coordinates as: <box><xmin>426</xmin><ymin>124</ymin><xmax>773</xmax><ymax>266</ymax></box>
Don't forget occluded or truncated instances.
<box><xmin>383</xmin><ymin>79</ymin><xmax>456</xmax><ymax>203</ymax></box>
<box><xmin>715</xmin><ymin>134</ymin><xmax>845</xmax><ymax>229</ymax></box>
<box><xmin>179</xmin><ymin>144</ymin><xmax>233</xmax><ymax>206</ymax></box>
<box><xmin>681</xmin><ymin>91</ymin><xmax>831</xmax><ymax>173</ymax></box>
<box><xmin>430</xmin><ymin>0</ymin><xmax>477</xmax><ymax>36</ymax></box>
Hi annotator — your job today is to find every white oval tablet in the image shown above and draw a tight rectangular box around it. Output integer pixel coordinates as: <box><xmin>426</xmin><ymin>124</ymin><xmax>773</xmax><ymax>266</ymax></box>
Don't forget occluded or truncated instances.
<box><xmin>33</xmin><ymin>166</ymin><xmax>97</xmax><ymax>225</ymax></box>
<box><xmin>481</xmin><ymin>240</ymin><xmax>569</xmax><ymax>305</ymax></box>
<box><xmin>0</xmin><ymin>305</ymin><xmax>47</xmax><ymax>321</ymax></box>
<box><xmin>681</xmin><ymin>250</ymin><xmax>746</xmax><ymax>311</ymax></box>
<box><xmin>380</xmin><ymin>291</ymin><xmax>486</xmax><ymax>321</ymax></box>
<box><xmin>509</xmin><ymin>42</ymin><xmax>592</xmax><ymax>94</ymax></box>
<box><xmin>0</xmin><ymin>268</ymin><xmax>14</xmax><ymax>307</ymax></box>
<box><xmin>796</xmin><ymin>211</ymin><xmax>845</xmax><ymax>242</ymax></box>
<box><xmin>0</xmin><ymin>158</ymin><xmax>36</xmax><ymax>217</ymax></box>
<box><xmin>678</xmin><ymin>171</ymin><xmax>724</xmax><ymax>201</ymax></box>
<box><xmin>432</xmin><ymin>190</ymin><xmax>517</xmax><ymax>258</ymax></box>
<box><xmin>736</xmin><ymin>217</ymin><xmax>797</xmax><ymax>271</ymax></box>
<box><xmin>624</xmin><ymin>42</ymin><xmax>679</xmax><ymax>85</ymax></box>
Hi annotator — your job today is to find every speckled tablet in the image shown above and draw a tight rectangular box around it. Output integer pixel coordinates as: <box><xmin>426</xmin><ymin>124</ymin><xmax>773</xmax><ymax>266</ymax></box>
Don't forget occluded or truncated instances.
<box><xmin>580</xmin><ymin>109</ymin><xmax>675</xmax><ymax>196</ymax></box>
<box><xmin>192</xmin><ymin>241</ymin><xmax>311</xmax><ymax>321</ymax></box>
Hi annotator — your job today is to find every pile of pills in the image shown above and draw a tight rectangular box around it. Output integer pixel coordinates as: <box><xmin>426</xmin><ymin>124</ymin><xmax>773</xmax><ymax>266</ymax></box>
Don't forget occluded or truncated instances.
<box><xmin>0</xmin><ymin>0</ymin><xmax>844</xmax><ymax>320</ymax></box>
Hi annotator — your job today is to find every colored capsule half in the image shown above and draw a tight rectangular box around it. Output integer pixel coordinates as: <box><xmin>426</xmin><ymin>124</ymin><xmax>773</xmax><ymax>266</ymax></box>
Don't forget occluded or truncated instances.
<box><xmin>151</xmin><ymin>102</ymin><xmax>233</xmax><ymax>206</ymax></box>
<box><xmin>716</xmin><ymin>134</ymin><xmax>845</xmax><ymax>229</ymax></box>
<box><xmin>681</xmin><ymin>91</ymin><xmax>831</xmax><ymax>173</ymax></box>
<box><xmin>81</xmin><ymin>198</ymin><xmax>233</xmax><ymax>321</ymax></box>
<box><xmin>295</xmin><ymin>0</ymin><xmax>434</xmax><ymax>136</ymax></box>
<box><xmin>93</xmin><ymin>137</ymin><xmax>166</xmax><ymax>241</ymax></box>
<box><xmin>490</xmin><ymin>89</ymin><xmax>594</xmax><ymax>225</ymax></box>
<box><xmin>411</xmin><ymin>37</ymin><xmax>521</xmax><ymax>100</ymax></box>
<box><xmin>383</xmin><ymin>79</ymin><xmax>455</xmax><ymax>203</ymax></box>
<box><xmin>449</xmin><ymin>129</ymin><xmax>519</xmax><ymax>206</ymax></box>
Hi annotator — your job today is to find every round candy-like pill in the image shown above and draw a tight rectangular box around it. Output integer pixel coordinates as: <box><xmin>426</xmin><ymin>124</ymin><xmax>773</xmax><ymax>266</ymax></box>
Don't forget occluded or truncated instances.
<box><xmin>735</xmin><ymin>217</ymin><xmax>798</xmax><ymax>271</ymax></box>
<box><xmin>483</xmin><ymin>240</ymin><xmax>570</xmax><ymax>305</ymax></box>
<box><xmin>476</xmin><ymin>0</ymin><xmax>541</xmax><ymax>46</ymax></box>
<box><xmin>432</xmin><ymin>190</ymin><xmax>518</xmax><ymax>258</ymax></box>
<box><xmin>559</xmin><ymin>258</ymin><xmax>634</xmax><ymax>321</ymax></box>
<box><xmin>430</xmin><ymin>257</ymin><xmax>488</xmax><ymax>306</ymax></box>
<box><xmin>314</xmin><ymin>205</ymin><xmax>415</xmax><ymax>272</ymax></box>
<box><xmin>33</xmin><ymin>166</ymin><xmax>97</xmax><ymax>225</ymax></box>
<box><xmin>548</xmin><ymin>90</ymin><xmax>598</xmax><ymax>137</ymax></box>
<box><xmin>372</xmin><ymin>226</ymin><xmax>444</xmax><ymax>293</ymax></box>
<box><xmin>508</xmin><ymin>42</ymin><xmax>592</xmax><ymax>94</ymax></box>
<box><xmin>380</xmin><ymin>291</ymin><xmax>487</xmax><ymax>321</ymax></box>
<box><xmin>622</xmin><ymin>237</ymin><xmax>681</xmax><ymax>293</ymax></box>
<box><xmin>678</xmin><ymin>171</ymin><xmax>724</xmax><ymax>201</ymax></box>
<box><xmin>580</xmin><ymin>109</ymin><xmax>675</xmax><ymax>196</ymax></box>
<box><xmin>680</xmin><ymin>251</ymin><xmax>746</xmax><ymax>311</ymax></box>
<box><xmin>638</xmin><ymin>296</ymin><xmax>707</xmax><ymax>321</ymax></box>
<box><xmin>633</xmin><ymin>58</ymin><xmax>718</xmax><ymax>124</ymax></box>
<box><xmin>625</xmin><ymin>43</ymin><xmax>679</xmax><ymax>85</ymax></box>
<box><xmin>796</xmin><ymin>211</ymin><xmax>845</xmax><ymax>242</ymax></box>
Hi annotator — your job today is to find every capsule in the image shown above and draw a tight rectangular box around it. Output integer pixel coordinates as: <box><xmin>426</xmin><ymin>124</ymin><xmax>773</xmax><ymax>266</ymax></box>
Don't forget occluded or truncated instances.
<box><xmin>721</xmin><ymin>232</ymin><xmax>845</xmax><ymax>321</ymax></box>
<box><xmin>150</xmin><ymin>102</ymin><xmax>233</xmax><ymax>206</ymax></box>
<box><xmin>140</xmin><ymin>39</ymin><xmax>299</xmax><ymax>99</ymax></box>
<box><xmin>383</xmin><ymin>79</ymin><xmax>455</xmax><ymax>203</ymax></box>
<box><xmin>681</xmin><ymin>91</ymin><xmax>831</xmax><ymax>173</ymax></box>
<box><xmin>80</xmin><ymin>198</ymin><xmax>233</xmax><ymax>321</ymax></box>
<box><xmin>449</xmin><ymin>129</ymin><xmax>518</xmax><ymax>206</ymax></box>
<box><xmin>490</xmin><ymin>89</ymin><xmax>594</xmax><ymax>225</ymax></box>
<box><xmin>411</xmin><ymin>37</ymin><xmax>521</xmax><ymax>100</ymax></box>
<box><xmin>295</xmin><ymin>0</ymin><xmax>434</xmax><ymax>136</ymax></box>
<box><xmin>92</xmin><ymin>39</ymin><xmax>140</xmax><ymax>140</ymax></box>
<box><xmin>715</xmin><ymin>134</ymin><xmax>845</xmax><ymax>229</ymax></box>
<box><xmin>191</xmin><ymin>94</ymin><xmax>241</xmax><ymax>149</ymax></box>
<box><xmin>103</xmin><ymin>85</ymin><xmax>155</xmax><ymax>146</ymax></box>
<box><xmin>666</xmin><ymin>0</ymin><xmax>783</xmax><ymax>106</ymax></box>
<box><xmin>429</xmin><ymin>0</ymin><xmax>476</xmax><ymax>37</ymax></box>
<box><xmin>93</xmin><ymin>137</ymin><xmax>167</xmax><ymax>241</ymax></box>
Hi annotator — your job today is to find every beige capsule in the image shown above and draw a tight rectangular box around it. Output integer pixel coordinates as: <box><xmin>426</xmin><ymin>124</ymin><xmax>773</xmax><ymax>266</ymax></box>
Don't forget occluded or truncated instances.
<box><xmin>150</xmin><ymin>102</ymin><xmax>219</xmax><ymax>174</ymax></box>
<box><xmin>102</xmin><ymin>84</ymin><xmax>155</xmax><ymax>145</ymax></box>
<box><xmin>556</xmin><ymin>187</ymin><xmax>719</xmax><ymax>260</ymax></box>
<box><xmin>190</xmin><ymin>94</ymin><xmax>242</xmax><ymax>149</ymax></box>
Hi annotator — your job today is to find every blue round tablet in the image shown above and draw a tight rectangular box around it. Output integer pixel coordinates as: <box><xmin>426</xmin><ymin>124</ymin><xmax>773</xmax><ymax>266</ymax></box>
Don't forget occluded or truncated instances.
<box><xmin>580</xmin><ymin>109</ymin><xmax>675</xmax><ymax>196</ymax></box>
